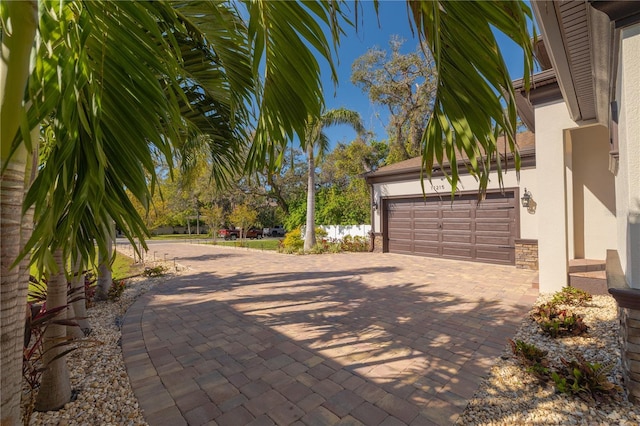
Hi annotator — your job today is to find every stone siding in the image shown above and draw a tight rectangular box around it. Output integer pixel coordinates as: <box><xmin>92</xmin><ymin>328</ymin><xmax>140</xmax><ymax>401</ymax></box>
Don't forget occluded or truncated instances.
<box><xmin>371</xmin><ymin>233</ymin><xmax>383</xmax><ymax>253</ymax></box>
<box><xmin>515</xmin><ymin>239</ymin><xmax>539</xmax><ymax>270</ymax></box>
<box><xmin>620</xmin><ymin>307</ymin><xmax>640</xmax><ymax>403</ymax></box>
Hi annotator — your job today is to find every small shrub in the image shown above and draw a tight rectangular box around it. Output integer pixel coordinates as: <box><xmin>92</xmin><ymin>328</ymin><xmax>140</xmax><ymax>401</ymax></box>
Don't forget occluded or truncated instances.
<box><xmin>143</xmin><ymin>265</ymin><xmax>167</xmax><ymax>277</ymax></box>
<box><xmin>551</xmin><ymin>355</ymin><xmax>620</xmax><ymax>401</ymax></box>
<box><xmin>509</xmin><ymin>339</ymin><xmax>550</xmax><ymax>378</ymax></box>
<box><xmin>108</xmin><ymin>280</ymin><xmax>126</xmax><ymax>302</ymax></box>
<box><xmin>280</xmin><ymin>228</ymin><xmax>304</xmax><ymax>253</ymax></box>
<box><xmin>315</xmin><ymin>227</ymin><xmax>328</xmax><ymax>238</ymax></box>
<box><xmin>551</xmin><ymin>286</ymin><xmax>592</xmax><ymax>306</ymax></box>
<box><xmin>532</xmin><ymin>303</ymin><xmax>588</xmax><ymax>338</ymax></box>
<box><xmin>341</xmin><ymin>235</ymin><xmax>369</xmax><ymax>252</ymax></box>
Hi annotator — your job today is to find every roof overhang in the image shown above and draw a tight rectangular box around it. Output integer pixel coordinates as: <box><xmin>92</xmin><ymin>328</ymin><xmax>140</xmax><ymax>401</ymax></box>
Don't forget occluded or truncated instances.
<box><xmin>365</xmin><ymin>149</ymin><xmax>536</xmax><ymax>185</ymax></box>
<box><xmin>525</xmin><ymin>1</ymin><xmax>640</xmax><ymax>130</ymax></box>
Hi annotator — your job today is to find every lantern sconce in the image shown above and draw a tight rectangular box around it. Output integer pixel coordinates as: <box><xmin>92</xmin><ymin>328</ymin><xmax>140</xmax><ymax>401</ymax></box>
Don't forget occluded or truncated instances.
<box><xmin>521</xmin><ymin>188</ymin><xmax>532</xmax><ymax>208</ymax></box>
<box><xmin>372</xmin><ymin>196</ymin><xmax>379</xmax><ymax>211</ymax></box>
<box><xmin>521</xmin><ymin>188</ymin><xmax>536</xmax><ymax>214</ymax></box>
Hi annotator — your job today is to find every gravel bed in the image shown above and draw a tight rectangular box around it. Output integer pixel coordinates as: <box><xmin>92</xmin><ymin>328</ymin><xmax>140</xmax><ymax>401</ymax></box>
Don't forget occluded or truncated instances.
<box><xmin>25</xmin><ymin>278</ymin><xmax>640</xmax><ymax>425</ymax></box>
<box><xmin>24</xmin><ymin>273</ymin><xmax>170</xmax><ymax>426</ymax></box>
<box><xmin>459</xmin><ymin>294</ymin><xmax>640</xmax><ymax>425</ymax></box>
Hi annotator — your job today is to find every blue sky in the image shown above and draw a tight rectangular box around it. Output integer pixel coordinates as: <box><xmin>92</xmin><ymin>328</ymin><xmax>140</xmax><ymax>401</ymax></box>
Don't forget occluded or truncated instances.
<box><xmin>320</xmin><ymin>1</ymin><xmax>530</xmax><ymax>148</ymax></box>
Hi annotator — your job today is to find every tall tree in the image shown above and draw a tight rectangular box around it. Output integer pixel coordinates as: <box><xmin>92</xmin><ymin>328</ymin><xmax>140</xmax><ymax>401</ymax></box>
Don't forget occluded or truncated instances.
<box><xmin>302</xmin><ymin>108</ymin><xmax>364</xmax><ymax>250</ymax></box>
<box><xmin>351</xmin><ymin>36</ymin><xmax>436</xmax><ymax>162</ymax></box>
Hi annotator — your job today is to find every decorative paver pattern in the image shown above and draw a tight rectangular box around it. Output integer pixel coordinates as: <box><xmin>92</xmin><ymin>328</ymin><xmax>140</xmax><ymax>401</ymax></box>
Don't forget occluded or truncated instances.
<box><xmin>122</xmin><ymin>242</ymin><xmax>538</xmax><ymax>425</ymax></box>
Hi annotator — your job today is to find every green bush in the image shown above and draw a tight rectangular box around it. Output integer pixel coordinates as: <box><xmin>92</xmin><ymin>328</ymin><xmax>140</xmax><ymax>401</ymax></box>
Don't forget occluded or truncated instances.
<box><xmin>143</xmin><ymin>265</ymin><xmax>167</xmax><ymax>277</ymax></box>
<box><xmin>280</xmin><ymin>228</ymin><xmax>304</xmax><ymax>253</ymax></box>
<box><xmin>108</xmin><ymin>280</ymin><xmax>126</xmax><ymax>302</ymax></box>
<box><xmin>341</xmin><ymin>235</ymin><xmax>369</xmax><ymax>252</ymax></box>
<box><xmin>551</xmin><ymin>286</ymin><xmax>592</xmax><ymax>306</ymax></box>
<box><xmin>551</xmin><ymin>355</ymin><xmax>620</xmax><ymax>401</ymax></box>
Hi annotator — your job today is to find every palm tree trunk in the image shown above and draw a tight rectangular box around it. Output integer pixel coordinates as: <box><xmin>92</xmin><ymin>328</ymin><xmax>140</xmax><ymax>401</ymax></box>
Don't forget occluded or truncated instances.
<box><xmin>34</xmin><ymin>248</ymin><xmax>72</xmax><ymax>412</ymax></box>
<box><xmin>1</xmin><ymin>2</ymin><xmax>38</xmax><ymax>423</ymax></box>
<box><xmin>95</xmin><ymin>222</ymin><xmax>114</xmax><ymax>301</ymax></box>
<box><xmin>69</xmin><ymin>254</ymin><xmax>91</xmax><ymax>337</ymax></box>
<box><xmin>304</xmin><ymin>144</ymin><xmax>317</xmax><ymax>251</ymax></box>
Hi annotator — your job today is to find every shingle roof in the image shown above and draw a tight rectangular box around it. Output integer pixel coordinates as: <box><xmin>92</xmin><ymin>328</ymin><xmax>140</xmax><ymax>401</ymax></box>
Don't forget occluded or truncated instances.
<box><xmin>368</xmin><ymin>130</ymin><xmax>535</xmax><ymax>178</ymax></box>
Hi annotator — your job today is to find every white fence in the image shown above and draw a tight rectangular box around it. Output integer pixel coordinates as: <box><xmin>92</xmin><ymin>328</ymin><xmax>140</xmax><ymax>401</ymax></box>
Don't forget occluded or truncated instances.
<box><xmin>301</xmin><ymin>224</ymin><xmax>371</xmax><ymax>241</ymax></box>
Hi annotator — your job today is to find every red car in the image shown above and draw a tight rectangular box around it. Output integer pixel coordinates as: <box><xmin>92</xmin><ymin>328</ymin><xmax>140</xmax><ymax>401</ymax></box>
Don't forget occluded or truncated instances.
<box><xmin>218</xmin><ymin>228</ymin><xmax>240</xmax><ymax>240</ymax></box>
<box><xmin>245</xmin><ymin>227</ymin><xmax>264</xmax><ymax>239</ymax></box>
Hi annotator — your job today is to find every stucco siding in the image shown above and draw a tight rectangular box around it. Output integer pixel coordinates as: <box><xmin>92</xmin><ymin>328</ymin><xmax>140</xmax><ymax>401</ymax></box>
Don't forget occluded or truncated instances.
<box><xmin>616</xmin><ymin>24</ymin><xmax>640</xmax><ymax>288</ymax></box>
<box><xmin>569</xmin><ymin>125</ymin><xmax>617</xmax><ymax>259</ymax></box>
<box><xmin>534</xmin><ymin>100</ymin><xmax>577</xmax><ymax>293</ymax></box>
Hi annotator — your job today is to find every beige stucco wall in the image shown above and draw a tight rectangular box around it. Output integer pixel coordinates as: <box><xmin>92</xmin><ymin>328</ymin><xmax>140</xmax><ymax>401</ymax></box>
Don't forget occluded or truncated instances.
<box><xmin>569</xmin><ymin>125</ymin><xmax>617</xmax><ymax>259</ymax></box>
<box><xmin>371</xmin><ymin>167</ymin><xmax>538</xmax><ymax>239</ymax></box>
<box><xmin>534</xmin><ymin>100</ymin><xmax>577</xmax><ymax>293</ymax></box>
<box><xmin>616</xmin><ymin>24</ymin><xmax>640</xmax><ymax>289</ymax></box>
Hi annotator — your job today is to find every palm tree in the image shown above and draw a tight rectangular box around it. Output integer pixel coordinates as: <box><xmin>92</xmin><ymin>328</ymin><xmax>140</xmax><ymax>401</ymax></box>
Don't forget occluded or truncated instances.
<box><xmin>1</xmin><ymin>0</ymin><xmax>345</xmax><ymax>420</ymax></box>
<box><xmin>303</xmin><ymin>108</ymin><xmax>365</xmax><ymax>251</ymax></box>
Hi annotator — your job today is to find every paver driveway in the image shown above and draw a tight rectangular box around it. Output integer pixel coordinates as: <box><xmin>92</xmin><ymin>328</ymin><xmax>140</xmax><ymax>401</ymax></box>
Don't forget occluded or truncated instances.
<box><xmin>121</xmin><ymin>242</ymin><xmax>538</xmax><ymax>426</ymax></box>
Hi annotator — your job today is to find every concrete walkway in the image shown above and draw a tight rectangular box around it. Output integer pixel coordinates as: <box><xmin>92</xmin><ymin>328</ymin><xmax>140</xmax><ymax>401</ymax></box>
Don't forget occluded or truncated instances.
<box><xmin>121</xmin><ymin>242</ymin><xmax>538</xmax><ymax>426</ymax></box>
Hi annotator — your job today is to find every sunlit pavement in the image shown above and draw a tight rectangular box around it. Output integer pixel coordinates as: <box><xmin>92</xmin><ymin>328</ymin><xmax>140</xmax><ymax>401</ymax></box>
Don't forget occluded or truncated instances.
<box><xmin>121</xmin><ymin>242</ymin><xmax>538</xmax><ymax>425</ymax></box>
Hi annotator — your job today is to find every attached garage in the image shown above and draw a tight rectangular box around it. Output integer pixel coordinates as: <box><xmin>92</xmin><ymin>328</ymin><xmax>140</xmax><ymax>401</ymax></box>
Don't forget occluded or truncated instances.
<box><xmin>366</xmin><ymin>131</ymin><xmax>538</xmax><ymax>268</ymax></box>
<box><xmin>385</xmin><ymin>191</ymin><xmax>518</xmax><ymax>265</ymax></box>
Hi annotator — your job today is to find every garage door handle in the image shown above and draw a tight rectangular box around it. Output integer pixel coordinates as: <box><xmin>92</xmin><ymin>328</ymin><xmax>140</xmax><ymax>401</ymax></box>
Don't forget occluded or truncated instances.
<box><xmin>498</xmin><ymin>246</ymin><xmax>515</xmax><ymax>249</ymax></box>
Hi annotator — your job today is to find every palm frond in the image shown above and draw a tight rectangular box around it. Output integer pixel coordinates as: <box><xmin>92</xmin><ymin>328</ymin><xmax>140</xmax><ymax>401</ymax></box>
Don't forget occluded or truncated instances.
<box><xmin>409</xmin><ymin>0</ymin><xmax>535</xmax><ymax>196</ymax></box>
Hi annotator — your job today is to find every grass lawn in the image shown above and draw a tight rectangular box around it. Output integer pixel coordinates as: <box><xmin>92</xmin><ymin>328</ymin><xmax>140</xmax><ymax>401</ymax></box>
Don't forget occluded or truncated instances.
<box><xmin>212</xmin><ymin>239</ymin><xmax>280</xmax><ymax>251</ymax></box>
<box><xmin>150</xmin><ymin>234</ymin><xmax>210</xmax><ymax>240</ymax></box>
<box><xmin>29</xmin><ymin>251</ymin><xmax>142</xmax><ymax>289</ymax></box>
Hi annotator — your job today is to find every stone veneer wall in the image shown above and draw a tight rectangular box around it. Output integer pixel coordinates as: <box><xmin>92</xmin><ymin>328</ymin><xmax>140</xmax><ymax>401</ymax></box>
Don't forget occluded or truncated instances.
<box><xmin>619</xmin><ymin>307</ymin><xmax>640</xmax><ymax>403</ymax></box>
<box><xmin>607</xmin><ymin>249</ymin><xmax>640</xmax><ymax>405</ymax></box>
<box><xmin>370</xmin><ymin>233</ymin><xmax>383</xmax><ymax>253</ymax></box>
<box><xmin>515</xmin><ymin>239</ymin><xmax>539</xmax><ymax>270</ymax></box>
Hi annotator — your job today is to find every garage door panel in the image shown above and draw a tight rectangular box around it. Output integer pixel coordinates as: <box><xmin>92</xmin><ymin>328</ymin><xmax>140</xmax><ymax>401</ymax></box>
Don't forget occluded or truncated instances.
<box><xmin>413</xmin><ymin>244</ymin><xmax>440</xmax><ymax>255</ymax></box>
<box><xmin>413</xmin><ymin>231</ymin><xmax>440</xmax><ymax>242</ymax></box>
<box><xmin>414</xmin><ymin>221</ymin><xmax>440</xmax><ymax>230</ymax></box>
<box><xmin>476</xmin><ymin>222</ymin><xmax>511</xmax><ymax>232</ymax></box>
<box><xmin>443</xmin><ymin>233</ymin><xmax>472</xmax><ymax>243</ymax></box>
<box><xmin>475</xmin><ymin>235</ymin><xmax>511</xmax><ymax>245</ymax></box>
<box><xmin>388</xmin><ymin>230</ymin><xmax>412</xmax><ymax>240</ymax></box>
<box><xmin>442</xmin><ymin>210</ymin><xmax>472</xmax><ymax>219</ymax></box>
<box><xmin>475</xmin><ymin>210</ymin><xmax>512</xmax><ymax>219</ymax></box>
<box><xmin>413</xmin><ymin>210</ymin><xmax>440</xmax><ymax>219</ymax></box>
<box><xmin>442</xmin><ymin>222</ymin><xmax>472</xmax><ymax>231</ymax></box>
<box><xmin>476</xmin><ymin>248</ymin><xmax>513</xmax><ymax>262</ymax></box>
<box><xmin>442</xmin><ymin>245</ymin><xmax>473</xmax><ymax>258</ymax></box>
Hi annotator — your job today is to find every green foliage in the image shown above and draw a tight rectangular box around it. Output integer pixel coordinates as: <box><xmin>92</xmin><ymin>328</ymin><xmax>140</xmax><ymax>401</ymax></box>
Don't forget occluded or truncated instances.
<box><xmin>533</xmin><ymin>303</ymin><xmax>588</xmax><ymax>338</ymax></box>
<box><xmin>215</xmin><ymin>239</ymin><xmax>280</xmax><ymax>251</ymax></box>
<box><xmin>411</xmin><ymin>1</ymin><xmax>535</xmax><ymax>197</ymax></box>
<box><xmin>108</xmin><ymin>280</ymin><xmax>126</xmax><ymax>302</ymax></box>
<box><xmin>280</xmin><ymin>228</ymin><xmax>304</xmax><ymax>253</ymax></box>
<box><xmin>143</xmin><ymin>266</ymin><xmax>167</xmax><ymax>278</ymax></box>
<box><xmin>340</xmin><ymin>235</ymin><xmax>369</xmax><ymax>252</ymax></box>
<box><xmin>551</xmin><ymin>356</ymin><xmax>620</xmax><ymax>401</ymax></box>
<box><xmin>229</xmin><ymin>204</ymin><xmax>259</xmax><ymax>239</ymax></box>
<box><xmin>509</xmin><ymin>339</ymin><xmax>549</xmax><ymax>378</ymax></box>
<box><xmin>351</xmin><ymin>36</ymin><xmax>436</xmax><ymax>161</ymax></box>
<box><xmin>551</xmin><ymin>286</ymin><xmax>593</xmax><ymax>306</ymax></box>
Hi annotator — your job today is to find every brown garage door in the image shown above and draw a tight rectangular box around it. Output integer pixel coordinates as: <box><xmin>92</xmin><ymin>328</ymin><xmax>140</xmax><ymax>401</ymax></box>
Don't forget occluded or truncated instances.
<box><xmin>384</xmin><ymin>191</ymin><xmax>519</xmax><ymax>265</ymax></box>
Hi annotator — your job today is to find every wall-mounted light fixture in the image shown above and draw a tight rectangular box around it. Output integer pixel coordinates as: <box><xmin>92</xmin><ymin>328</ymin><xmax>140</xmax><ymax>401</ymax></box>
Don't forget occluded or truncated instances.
<box><xmin>521</xmin><ymin>188</ymin><xmax>532</xmax><ymax>208</ymax></box>
<box><xmin>372</xmin><ymin>196</ymin><xmax>379</xmax><ymax>211</ymax></box>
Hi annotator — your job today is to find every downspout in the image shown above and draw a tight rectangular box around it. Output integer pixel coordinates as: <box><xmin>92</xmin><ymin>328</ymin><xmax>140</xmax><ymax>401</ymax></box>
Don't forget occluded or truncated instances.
<box><xmin>369</xmin><ymin>183</ymin><xmax>375</xmax><ymax>252</ymax></box>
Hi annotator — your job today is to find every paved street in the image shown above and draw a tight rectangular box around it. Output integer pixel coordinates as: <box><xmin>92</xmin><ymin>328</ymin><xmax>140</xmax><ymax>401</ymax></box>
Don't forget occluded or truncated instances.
<box><xmin>121</xmin><ymin>242</ymin><xmax>538</xmax><ymax>425</ymax></box>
